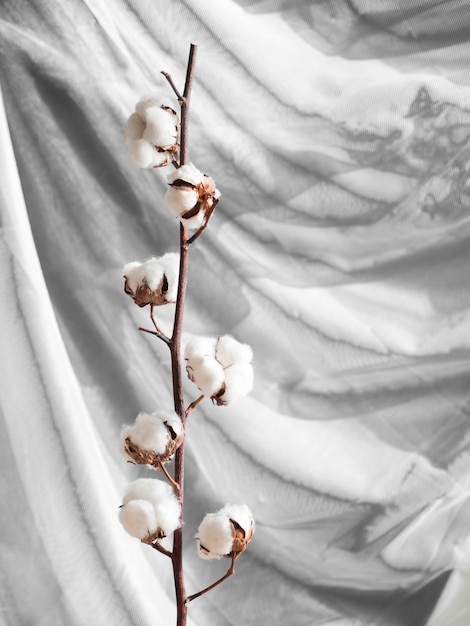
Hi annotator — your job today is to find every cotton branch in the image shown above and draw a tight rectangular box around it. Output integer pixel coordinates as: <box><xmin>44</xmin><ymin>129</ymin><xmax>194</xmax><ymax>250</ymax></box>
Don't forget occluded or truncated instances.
<box><xmin>165</xmin><ymin>42</ymin><xmax>198</xmax><ymax>626</ymax></box>
<box><xmin>119</xmin><ymin>42</ymin><xmax>254</xmax><ymax>626</ymax></box>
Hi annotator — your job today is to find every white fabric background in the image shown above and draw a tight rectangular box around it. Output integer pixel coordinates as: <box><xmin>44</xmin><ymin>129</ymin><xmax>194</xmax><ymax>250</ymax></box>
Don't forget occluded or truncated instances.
<box><xmin>1</xmin><ymin>1</ymin><xmax>470</xmax><ymax>624</ymax></box>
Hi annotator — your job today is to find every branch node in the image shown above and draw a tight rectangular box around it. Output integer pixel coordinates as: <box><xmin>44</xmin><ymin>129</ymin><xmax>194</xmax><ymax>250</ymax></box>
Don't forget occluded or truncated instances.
<box><xmin>138</xmin><ymin>326</ymin><xmax>171</xmax><ymax>346</ymax></box>
<box><xmin>151</xmin><ymin>540</ymin><xmax>174</xmax><ymax>559</ymax></box>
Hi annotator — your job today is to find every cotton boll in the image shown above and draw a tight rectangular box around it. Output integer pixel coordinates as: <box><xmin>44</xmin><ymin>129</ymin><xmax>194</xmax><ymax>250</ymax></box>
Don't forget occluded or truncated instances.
<box><xmin>143</xmin><ymin>106</ymin><xmax>178</xmax><ymax>149</ymax></box>
<box><xmin>166</xmin><ymin>164</ymin><xmax>219</xmax><ymax>228</ymax></box>
<box><xmin>184</xmin><ymin>336</ymin><xmax>218</xmax><ymax>361</ymax></box>
<box><xmin>123</xmin><ymin>256</ymin><xmax>178</xmax><ymax>306</ymax></box>
<box><xmin>167</xmin><ymin>163</ymin><xmax>204</xmax><ymax>187</ymax></box>
<box><xmin>216</xmin><ymin>363</ymin><xmax>254</xmax><ymax>405</ymax></box>
<box><xmin>197</xmin><ymin>512</ymin><xmax>234</xmax><ymax>559</ymax></box>
<box><xmin>122</xmin><ymin>478</ymin><xmax>173</xmax><ymax>508</ymax></box>
<box><xmin>125</xmin><ymin>94</ymin><xmax>178</xmax><ymax>169</ymax></box>
<box><xmin>187</xmin><ymin>355</ymin><xmax>225</xmax><ymax>397</ymax></box>
<box><xmin>120</xmin><ymin>412</ymin><xmax>170</xmax><ymax>460</ymax></box>
<box><xmin>119</xmin><ymin>499</ymin><xmax>158</xmax><ymax>540</ymax></box>
<box><xmin>216</xmin><ymin>335</ymin><xmax>253</xmax><ymax>368</ymax></box>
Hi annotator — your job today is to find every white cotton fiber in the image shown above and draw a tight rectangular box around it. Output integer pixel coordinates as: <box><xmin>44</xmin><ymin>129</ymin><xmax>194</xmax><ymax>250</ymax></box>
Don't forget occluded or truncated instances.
<box><xmin>167</xmin><ymin>163</ymin><xmax>204</xmax><ymax>186</ymax></box>
<box><xmin>135</xmin><ymin>93</ymin><xmax>174</xmax><ymax>118</ymax></box>
<box><xmin>122</xmin><ymin>478</ymin><xmax>173</xmax><ymax>507</ymax></box>
<box><xmin>217</xmin><ymin>363</ymin><xmax>254</xmax><ymax>404</ymax></box>
<box><xmin>159</xmin><ymin>252</ymin><xmax>179</xmax><ymax>301</ymax></box>
<box><xmin>197</xmin><ymin>512</ymin><xmax>234</xmax><ymax>559</ymax></box>
<box><xmin>143</xmin><ymin>106</ymin><xmax>177</xmax><ymax>148</ymax></box>
<box><xmin>184</xmin><ymin>336</ymin><xmax>218</xmax><ymax>360</ymax></box>
<box><xmin>185</xmin><ymin>336</ymin><xmax>253</xmax><ymax>402</ymax></box>
<box><xmin>140</xmin><ymin>258</ymin><xmax>167</xmax><ymax>291</ymax></box>
<box><xmin>123</xmin><ymin>259</ymin><xmax>152</xmax><ymax>293</ymax></box>
<box><xmin>127</xmin><ymin>138</ymin><xmax>155</xmax><ymax>168</ymax></box>
<box><xmin>119</xmin><ymin>499</ymin><xmax>158</xmax><ymax>540</ymax></box>
<box><xmin>165</xmin><ymin>186</ymin><xmax>199</xmax><ymax>217</ymax></box>
<box><xmin>219</xmin><ymin>504</ymin><xmax>254</xmax><ymax>536</ymax></box>
<box><xmin>165</xmin><ymin>164</ymin><xmax>216</xmax><ymax>227</ymax></box>
<box><xmin>125</xmin><ymin>94</ymin><xmax>178</xmax><ymax>169</ymax></box>
<box><xmin>154</xmin><ymin>499</ymin><xmax>182</xmax><ymax>536</ymax></box>
<box><xmin>215</xmin><ymin>335</ymin><xmax>253</xmax><ymax>368</ymax></box>
<box><xmin>187</xmin><ymin>355</ymin><xmax>225</xmax><ymax>397</ymax></box>
<box><xmin>180</xmin><ymin>210</ymin><xmax>205</xmax><ymax>229</ymax></box>
<box><xmin>127</xmin><ymin>138</ymin><xmax>168</xmax><ymax>168</ymax></box>
<box><xmin>123</xmin><ymin>258</ymin><xmax>164</xmax><ymax>292</ymax></box>
<box><xmin>122</xmin><ymin>261</ymin><xmax>142</xmax><ymax>287</ymax></box>
<box><xmin>124</xmin><ymin>112</ymin><xmax>145</xmax><ymax>143</ymax></box>
<box><xmin>161</xmin><ymin>410</ymin><xmax>183</xmax><ymax>439</ymax></box>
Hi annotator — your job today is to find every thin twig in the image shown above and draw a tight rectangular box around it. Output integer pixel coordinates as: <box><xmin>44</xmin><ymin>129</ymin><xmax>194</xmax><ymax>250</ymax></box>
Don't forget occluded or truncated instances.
<box><xmin>150</xmin><ymin>304</ymin><xmax>170</xmax><ymax>339</ymax></box>
<box><xmin>161</xmin><ymin>71</ymin><xmax>184</xmax><ymax>103</ymax></box>
<box><xmin>179</xmin><ymin>43</ymin><xmax>198</xmax><ymax>167</ymax></box>
<box><xmin>157</xmin><ymin>460</ymin><xmax>180</xmax><ymax>490</ymax></box>
<box><xmin>185</xmin><ymin>555</ymin><xmax>238</xmax><ymax>604</ymax></box>
<box><xmin>151</xmin><ymin>540</ymin><xmax>174</xmax><ymax>559</ymax></box>
<box><xmin>185</xmin><ymin>394</ymin><xmax>204</xmax><ymax>417</ymax></box>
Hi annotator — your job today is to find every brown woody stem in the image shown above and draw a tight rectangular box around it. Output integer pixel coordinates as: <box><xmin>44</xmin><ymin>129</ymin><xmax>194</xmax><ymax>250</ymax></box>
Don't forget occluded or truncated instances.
<box><xmin>185</xmin><ymin>555</ymin><xmax>238</xmax><ymax>604</ymax></box>
<box><xmin>168</xmin><ymin>42</ymin><xmax>198</xmax><ymax>626</ymax></box>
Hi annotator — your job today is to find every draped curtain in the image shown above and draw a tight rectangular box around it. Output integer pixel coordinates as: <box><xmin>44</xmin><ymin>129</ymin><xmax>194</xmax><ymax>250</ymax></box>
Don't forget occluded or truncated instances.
<box><xmin>1</xmin><ymin>1</ymin><xmax>470</xmax><ymax>624</ymax></box>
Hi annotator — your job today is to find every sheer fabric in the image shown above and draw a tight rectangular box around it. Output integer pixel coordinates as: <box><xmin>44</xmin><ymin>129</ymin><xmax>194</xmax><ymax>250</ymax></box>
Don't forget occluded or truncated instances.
<box><xmin>1</xmin><ymin>1</ymin><xmax>470</xmax><ymax>625</ymax></box>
